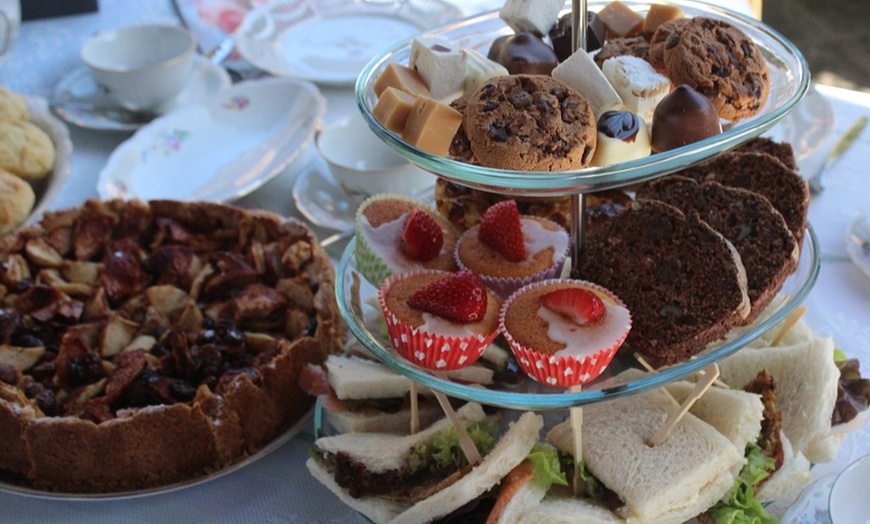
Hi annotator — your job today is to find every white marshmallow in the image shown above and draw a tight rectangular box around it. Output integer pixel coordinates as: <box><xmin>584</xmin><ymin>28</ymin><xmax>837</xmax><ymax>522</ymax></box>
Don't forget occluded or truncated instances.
<box><xmin>463</xmin><ymin>48</ymin><xmax>509</xmax><ymax>95</ymax></box>
<box><xmin>499</xmin><ymin>0</ymin><xmax>564</xmax><ymax>35</ymax></box>
<box><xmin>552</xmin><ymin>50</ymin><xmax>623</xmax><ymax>118</ymax></box>
<box><xmin>408</xmin><ymin>37</ymin><xmax>467</xmax><ymax>101</ymax></box>
<box><xmin>601</xmin><ymin>56</ymin><xmax>671</xmax><ymax>123</ymax></box>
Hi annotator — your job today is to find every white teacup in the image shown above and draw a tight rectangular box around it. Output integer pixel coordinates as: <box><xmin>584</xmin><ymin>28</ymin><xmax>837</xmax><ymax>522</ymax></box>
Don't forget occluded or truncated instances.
<box><xmin>81</xmin><ymin>24</ymin><xmax>195</xmax><ymax>111</ymax></box>
<box><xmin>317</xmin><ymin>112</ymin><xmax>433</xmax><ymax>197</ymax></box>
<box><xmin>0</xmin><ymin>0</ymin><xmax>20</xmax><ymax>64</ymax></box>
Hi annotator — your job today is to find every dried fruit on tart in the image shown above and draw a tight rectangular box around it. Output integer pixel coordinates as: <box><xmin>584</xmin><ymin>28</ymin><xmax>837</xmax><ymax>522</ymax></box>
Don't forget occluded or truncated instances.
<box><xmin>0</xmin><ymin>199</ymin><xmax>342</xmax><ymax>493</ymax></box>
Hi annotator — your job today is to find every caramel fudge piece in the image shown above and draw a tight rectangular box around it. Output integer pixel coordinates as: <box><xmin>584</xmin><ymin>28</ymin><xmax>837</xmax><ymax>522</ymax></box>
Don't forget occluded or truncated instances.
<box><xmin>402</xmin><ymin>95</ymin><xmax>462</xmax><ymax>156</ymax></box>
<box><xmin>597</xmin><ymin>1</ymin><xmax>644</xmax><ymax>38</ymax></box>
<box><xmin>643</xmin><ymin>4</ymin><xmax>685</xmax><ymax>38</ymax></box>
<box><xmin>374</xmin><ymin>63</ymin><xmax>430</xmax><ymax>98</ymax></box>
<box><xmin>373</xmin><ymin>87</ymin><xmax>417</xmax><ymax>134</ymax></box>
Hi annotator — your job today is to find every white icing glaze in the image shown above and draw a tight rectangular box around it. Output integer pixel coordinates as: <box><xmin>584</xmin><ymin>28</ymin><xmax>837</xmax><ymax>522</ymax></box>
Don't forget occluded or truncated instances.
<box><xmin>360</xmin><ymin>212</ymin><xmax>449</xmax><ymax>272</ymax></box>
<box><xmin>418</xmin><ymin>312</ymin><xmax>479</xmax><ymax>338</ymax></box>
<box><xmin>538</xmin><ymin>301</ymin><xmax>631</xmax><ymax>359</ymax></box>
<box><xmin>522</xmin><ymin>218</ymin><xmax>569</xmax><ymax>264</ymax></box>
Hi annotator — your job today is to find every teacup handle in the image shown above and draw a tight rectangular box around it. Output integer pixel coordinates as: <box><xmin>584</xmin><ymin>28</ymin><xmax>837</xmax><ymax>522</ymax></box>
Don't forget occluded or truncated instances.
<box><xmin>0</xmin><ymin>12</ymin><xmax>9</xmax><ymax>56</ymax></box>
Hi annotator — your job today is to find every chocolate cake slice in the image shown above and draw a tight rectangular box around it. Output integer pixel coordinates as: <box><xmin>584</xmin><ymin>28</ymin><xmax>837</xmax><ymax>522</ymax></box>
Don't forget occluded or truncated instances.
<box><xmin>677</xmin><ymin>151</ymin><xmax>810</xmax><ymax>244</ymax></box>
<box><xmin>638</xmin><ymin>176</ymin><xmax>799</xmax><ymax>322</ymax></box>
<box><xmin>735</xmin><ymin>137</ymin><xmax>798</xmax><ymax>171</ymax></box>
<box><xmin>575</xmin><ymin>199</ymin><xmax>750</xmax><ymax>367</ymax></box>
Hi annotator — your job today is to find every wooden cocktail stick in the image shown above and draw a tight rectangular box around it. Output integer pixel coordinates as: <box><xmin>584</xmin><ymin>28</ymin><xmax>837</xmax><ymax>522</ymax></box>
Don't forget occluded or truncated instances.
<box><xmin>648</xmin><ymin>363</ymin><xmax>719</xmax><ymax>446</ymax></box>
<box><xmin>570</xmin><ymin>385</ymin><xmax>584</xmax><ymax>496</ymax></box>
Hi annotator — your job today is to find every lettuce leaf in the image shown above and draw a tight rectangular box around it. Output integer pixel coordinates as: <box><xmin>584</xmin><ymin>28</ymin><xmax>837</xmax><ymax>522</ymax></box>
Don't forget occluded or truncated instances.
<box><xmin>525</xmin><ymin>443</ymin><xmax>569</xmax><ymax>487</ymax></box>
<box><xmin>834</xmin><ymin>348</ymin><xmax>847</xmax><ymax>363</ymax></box>
<box><xmin>708</xmin><ymin>442</ymin><xmax>777</xmax><ymax>524</ymax></box>
<box><xmin>409</xmin><ymin>418</ymin><xmax>498</xmax><ymax>475</ymax></box>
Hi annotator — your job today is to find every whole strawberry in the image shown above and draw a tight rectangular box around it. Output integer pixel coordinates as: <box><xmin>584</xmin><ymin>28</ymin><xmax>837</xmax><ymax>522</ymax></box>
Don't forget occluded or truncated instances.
<box><xmin>401</xmin><ymin>208</ymin><xmax>443</xmax><ymax>261</ymax></box>
<box><xmin>479</xmin><ymin>200</ymin><xmax>525</xmax><ymax>262</ymax></box>
<box><xmin>407</xmin><ymin>270</ymin><xmax>487</xmax><ymax>323</ymax></box>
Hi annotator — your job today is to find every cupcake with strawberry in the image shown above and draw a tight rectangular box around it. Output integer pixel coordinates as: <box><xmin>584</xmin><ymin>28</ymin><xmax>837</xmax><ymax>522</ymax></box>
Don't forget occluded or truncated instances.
<box><xmin>379</xmin><ymin>269</ymin><xmax>501</xmax><ymax>371</ymax></box>
<box><xmin>355</xmin><ymin>195</ymin><xmax>459</xmax><ymax>286</ymax></box>
<box><xmin>500</xmin><ymin>280</ymin><xmax>631</xmax><ymax>387</ymax></box>
<box><xmin>455</xmin><ymin>200</ymin><xmax>569</xmax><ymax>298</ymax></box>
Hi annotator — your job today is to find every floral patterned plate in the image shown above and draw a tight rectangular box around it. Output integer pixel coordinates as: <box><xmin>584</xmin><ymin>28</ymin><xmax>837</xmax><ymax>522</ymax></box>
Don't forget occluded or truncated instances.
<box><xmin>96</xmin><ymin>77</ymin><xmax>325</xmax><ymax>202</ymax></box>
<box><xmin>235</xmin><ymin>0</ymin><xmax>463</xmax><ymax>85</ymax></box>
<box><xmin>781</xmin><ymin>474</ymin><xmax>835</xmax><ymax>524</ymax></box>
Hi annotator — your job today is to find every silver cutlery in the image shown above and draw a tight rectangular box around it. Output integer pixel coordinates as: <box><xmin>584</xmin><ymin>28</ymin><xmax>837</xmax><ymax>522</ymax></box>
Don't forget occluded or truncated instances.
<box><xmin>808</xmin><ymin>115</ymin><xmax>867</xmax><ymax>195</ymax></box>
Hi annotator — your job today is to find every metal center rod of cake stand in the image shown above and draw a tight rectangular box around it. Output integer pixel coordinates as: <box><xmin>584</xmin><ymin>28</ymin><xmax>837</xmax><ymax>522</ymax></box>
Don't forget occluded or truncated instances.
<box><xmin>569</xmin><ymin>0</ymin><xmax>588</xmax><ymax>272</ymax></box>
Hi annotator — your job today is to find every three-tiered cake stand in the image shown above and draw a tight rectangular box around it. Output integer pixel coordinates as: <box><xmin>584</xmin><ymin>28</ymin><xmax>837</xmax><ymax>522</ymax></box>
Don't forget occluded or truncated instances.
<box><xmin>336</xmin><ymin>0</ymin><xmax>818</xmax><ymax>409</ymax></box>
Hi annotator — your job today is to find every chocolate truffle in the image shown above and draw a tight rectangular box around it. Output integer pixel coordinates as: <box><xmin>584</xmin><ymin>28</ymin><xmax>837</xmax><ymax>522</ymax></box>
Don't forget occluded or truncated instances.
<box><xmin>650</xmin><ymin>84</ymin><xmax>723</xmax><ymax>152</ymax></box>
<box><xmin>487</xmin><ymin>32</ymin><xmax>559</xmax><ymax>75</ymax></box>
<box><xmin>549</xmin><ymin>12</ymin><xmax>607</xmax><ymax>62</ymax></box>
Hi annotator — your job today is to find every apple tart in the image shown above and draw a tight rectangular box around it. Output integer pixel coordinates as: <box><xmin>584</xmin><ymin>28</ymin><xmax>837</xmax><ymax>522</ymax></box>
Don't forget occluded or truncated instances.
<box><xmin>0</xmin><ymin>199</ymin><xmax>343</xmax><ymax>492</ymax></box>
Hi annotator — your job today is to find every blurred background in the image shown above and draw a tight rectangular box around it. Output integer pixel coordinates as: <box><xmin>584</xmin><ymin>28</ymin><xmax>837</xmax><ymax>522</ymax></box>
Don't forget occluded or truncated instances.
<box><xmin>765</xmin><ymin>0</ymin><xmax>870</xmax><ymax>92</ymax></box>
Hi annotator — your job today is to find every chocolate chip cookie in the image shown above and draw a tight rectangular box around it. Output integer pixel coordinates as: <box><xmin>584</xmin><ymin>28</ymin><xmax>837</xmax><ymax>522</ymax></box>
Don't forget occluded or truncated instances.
<box><xmin>648</xmin><ymin>17</ymin><xmax>691</xmax><ymax>72</ymax></box>
<box><xmin>464</xmin><ymin>75</ymin><xmax>596</xmax><ymax>171</ymax></box>
<box><xmin>659</xmin><ymin>17</ymin><xmax>769</xmax><ymax>120</ymax></box>
<box><xmin>594</xmin><ymin>36</ymin><xmax>651</xmax><ymax>68</ymax></box>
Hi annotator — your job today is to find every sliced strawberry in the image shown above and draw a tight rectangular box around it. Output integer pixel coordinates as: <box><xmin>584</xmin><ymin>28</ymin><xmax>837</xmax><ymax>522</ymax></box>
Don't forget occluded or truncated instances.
<box><xmin>540</xmin><ymin>287</ymin><xmax>606</xmax><ymax>326</ymax></box>
<box><xmin>407</xmin><ymin>270</ymin><xmax>488</xmax><ymax>324</ymax></box>
<box><xmin>479</xmin><ymin>200</ymin><xmax>525</xmax><ymax>262</ymax></box>
<box><xmin>401</xmin><ymin>209</ymin><xmax>444</xmax><ymax>261</ymax></box>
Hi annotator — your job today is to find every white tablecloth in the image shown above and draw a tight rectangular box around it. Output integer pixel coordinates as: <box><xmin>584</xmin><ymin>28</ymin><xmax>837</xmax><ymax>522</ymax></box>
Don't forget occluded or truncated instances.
<box><xmin>2</xmin><ymin>1</ymin><xmax>867</xmax><ymax>523</ymax></box>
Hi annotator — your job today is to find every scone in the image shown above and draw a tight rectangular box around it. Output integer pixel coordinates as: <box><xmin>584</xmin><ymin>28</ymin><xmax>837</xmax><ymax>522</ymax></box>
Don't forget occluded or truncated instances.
<box><xmin>0</xmin><ymin>120</ymin><xmax>56</xmax><ymax>180</ymax></box>
<box><xmin>464</xmin><ymin>75</ymin><xmax>596</xmax><ymax>171</ymax></box>
<box><xmin>0</xmin><ymin>168</ymin><xmax>35</xmax><ymax>234</ymax></box>
<box><xmin>658</xmin><ymin>17</ymin><xmax>769</xmax><ymax>120</ymax></box>
<box><xmin>0</xmin><ymin>88</ymin><xmax>29</xmax><ymax>122</ymax></box>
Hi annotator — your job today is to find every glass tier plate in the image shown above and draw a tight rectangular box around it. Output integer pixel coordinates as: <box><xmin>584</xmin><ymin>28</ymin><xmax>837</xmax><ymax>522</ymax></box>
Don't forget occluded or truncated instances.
<box><xmin>335</xmin><ymin>226</ymin><xmax>820</xmax><ymax>410</ymax></box>
<box><xmin>355</xmin><ymin>0</ymin><xmax>810</xmax><ymax>196</ymax></box>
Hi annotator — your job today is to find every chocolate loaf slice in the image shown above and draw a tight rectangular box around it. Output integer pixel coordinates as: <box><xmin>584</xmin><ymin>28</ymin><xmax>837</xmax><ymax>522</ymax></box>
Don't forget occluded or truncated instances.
<box><xmin>575</xmin><ymin>200</ymin><xmax>750</xmax><ymax>367</ymax></box>
<box><xmin>638</xmin><ymin>176</ymin><xmax>799</xmax><ymax>322</ymax></box>
<box><xmin>677</xmin><ymin>152</ymin><xmax>810</xmax><ymax>243</ymax></box>
<box><xmin>735</xmin><ymin>137</ymin><xmax>798</xmax><ymax>171</ymax></box>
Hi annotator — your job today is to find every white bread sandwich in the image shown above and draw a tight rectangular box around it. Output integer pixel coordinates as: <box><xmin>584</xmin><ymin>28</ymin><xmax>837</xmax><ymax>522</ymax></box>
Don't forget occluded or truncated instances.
<box><xmin>300</xmin><ymin>354</ymin><xmax>499</xmax><ymax>434</ymax></box>
<box><xmin>300</xmin><ymin>354</ymin><xmax>443</xmax><ymax>434</ymax></box>
<box><xmin>546</xmin><ymin>387</ymin><xmax>745</xmax><ymax>524</ymax></box>
<box><xmin>307</xmin><ymin>404</ymin><xmax>544</xmax><ymax>524</ymax></box>
<box><xmin>717</xmin><ymin>335</ymin><xmax>841</xmax><ymax>462</ymax></box>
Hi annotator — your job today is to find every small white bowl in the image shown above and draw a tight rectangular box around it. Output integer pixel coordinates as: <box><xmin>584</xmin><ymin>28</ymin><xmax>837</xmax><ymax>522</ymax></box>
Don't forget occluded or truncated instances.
<box><xmin>316</xmin><ymin>112</ymin><xmax>433</xmax><ymax>197</ymax></box>
<box><xmin>829</xmin><ymin>453</ymin><xmax>870</xmax><ymax>523</ymax></box>
<box><xmin>81</xmin><ymin>24</ymin><xmax>195</xmax><ymax>111</ymax></box>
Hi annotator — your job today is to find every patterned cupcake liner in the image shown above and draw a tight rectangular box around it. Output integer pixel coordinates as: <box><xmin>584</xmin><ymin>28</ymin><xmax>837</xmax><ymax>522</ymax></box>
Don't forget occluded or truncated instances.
<box><xmin>354</xmin><ymin>194</ymin><xmax>436</xmax><ymax>287</ymax></box>
<box><xmin>378</xmin><ymin>270</ymin><xmax>498</xmax><ymax>371</ymax></box>
<box><xmin>455</xmin><ymin>239</ymin><xmax>570</xmax><ymax>300</ymax></box>
<box><xmin>499</xmin><ymin>279</ymin><xmax>631</xmax><ymax>388</ymax></box>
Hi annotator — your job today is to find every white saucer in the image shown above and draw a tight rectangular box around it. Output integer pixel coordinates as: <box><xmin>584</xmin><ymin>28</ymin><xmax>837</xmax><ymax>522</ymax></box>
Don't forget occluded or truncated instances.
<box><xmin>235</xmin><ymin>0</ymin><xmax>463</xmax><ymax>85</ymax></box>
<box><xmin>767</xmin><ymin>83</ymin><xmax>836</xmax><ymax>164</ymax></box>
<box><xmin>50</xmin><ymin>55</ymin><xmax>232</xmax><ymax>132</ymax></box>
<box><xmin>97</xmin><ymin>77</ymin><xmax>325</xmax><ymax>203</ymax></box>
<box><xmin>292</xmin><ymin>155</ymin><xmax>367</xmax><ymax>232</ymax></box>
<box><xmin>780</xmin><ymin>474</ymin><xmax>835</xmax><ymax>523</ymax></box>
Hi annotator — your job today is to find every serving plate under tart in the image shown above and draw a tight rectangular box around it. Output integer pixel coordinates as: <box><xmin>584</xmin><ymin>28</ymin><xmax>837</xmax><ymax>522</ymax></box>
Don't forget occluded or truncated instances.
<box><xmin>355</xmin><ymin>0</ymin><xmax>810</xmax><ymax>196</ymax></box>
<box><xmin>336</xmin><ymin>226</ymin><xmax>820</xmax><ymax>410</ymax></box>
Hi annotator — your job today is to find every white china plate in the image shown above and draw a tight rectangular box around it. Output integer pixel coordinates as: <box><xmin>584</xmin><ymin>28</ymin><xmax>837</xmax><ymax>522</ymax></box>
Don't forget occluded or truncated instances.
<box><xmin>20</xmin><ymin>95</ymin><xmax>73</xmax><ymax>229</ymax></box>
<box><xmin>235</xmin><ymin>0</ymin><xmax>463</xmax><ymax>85</ymax></box>
<box><xmin>50</xmin><ymin>55</ymin><xmax>232</xmax><ymax>133</ymax></box>
<box><xmin>97</xmin><ymin>77</ymin><xmax>326</xmax><ymax>203</ymax></box>
<box><xmin>0</xmin><ymin>408</ymin><xmax>313</xmax><ymax>501</ymax></box>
